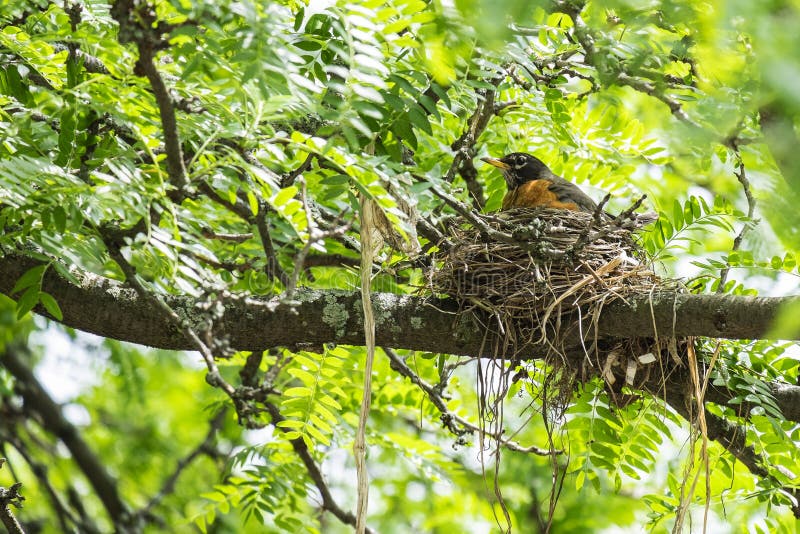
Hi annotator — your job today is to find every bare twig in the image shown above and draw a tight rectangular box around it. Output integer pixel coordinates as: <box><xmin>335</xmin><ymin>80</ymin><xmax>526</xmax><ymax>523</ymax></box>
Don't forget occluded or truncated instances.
<box><xmin>103</xmin><ymin>240</ymin><xmax>236</xmax><ymax>399</ymax></box>
<box><xmin>717</xmin><ymin>147</ymin><xmax>757</xmax><ymax>291</ymax></box>
<box><xmin>552</xmin><ymin>1</ymin><xmax>704</xmax><ymax>130</ymax></box>
<box><xmin>200</xmin><ymin>228</ymin><xmax>253</xmax><ymax>243</ymax></box>
<box><xmin>281</xmin><ymin>152</ymin><xmax>315</xmax><ymax>188</ymax></box>
<box><xmin>284</xmin><ymin>178</ymin><xmax>352</xmax><ymax>299</ymax></box>
<box><xmin>255</xmin><ymin>207</ymin><xmax>291</xmax><ymax>287</ymax></box>
<box><xmin>198</xmin><ymin>181</ymin><xmax>290</xmax><ymax>285</ymax></box>
<box><xmin>51</xmin><ymin>42</ymin><xmax>111</xmax><ymax>75</ymax></box>
<box><xmin>384</xmin><ymin>348</ymin><xmax>555</xmax><ymax>455</ymax></box>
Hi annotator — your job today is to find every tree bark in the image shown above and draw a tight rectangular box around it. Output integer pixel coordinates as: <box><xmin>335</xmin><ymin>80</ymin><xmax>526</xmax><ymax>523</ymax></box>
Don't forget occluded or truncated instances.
<box><xmin>1</xmin><ymin>254</ymin><xmax>797</xmax><ymax>357</ymax></box>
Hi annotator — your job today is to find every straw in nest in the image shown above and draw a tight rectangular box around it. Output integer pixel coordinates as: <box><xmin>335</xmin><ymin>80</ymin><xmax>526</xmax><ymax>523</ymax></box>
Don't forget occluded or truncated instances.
<box><xmin>428</xmin><ymin>206</ymin><xmax>686</xmax><ymax>404</ymax></box>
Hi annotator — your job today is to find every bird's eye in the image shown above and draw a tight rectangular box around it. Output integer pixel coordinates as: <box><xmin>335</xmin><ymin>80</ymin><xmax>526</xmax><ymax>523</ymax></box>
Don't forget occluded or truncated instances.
<box><xmin>514</xmin><ymin>155</ymin><xmax>527</xmax><ymax>167</ymax></box>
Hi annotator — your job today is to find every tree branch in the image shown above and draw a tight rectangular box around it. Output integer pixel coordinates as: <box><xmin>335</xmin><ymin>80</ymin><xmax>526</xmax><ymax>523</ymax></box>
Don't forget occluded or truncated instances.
<box><xmin>0</xmin><ymin>345</ymin><xmax>131</xmax><ymax>526</ymax></box>
<box><xmin>384</xmin><ymin>348</ymin><xmax>554</xmax><ymax>455</ymax></box>
<box><xmin>263</xmin><ymin>403</ymin><xmax>374</xmax><ymax>533</ymax></box>
<box><xmin>0</xmin><ymin>478</ymin><xmax>25</xmax><ymax>534</ymax></box>
<box><xmin>1</xmin><ymin>252</ymin><xmax>797</xmax><ymax>352</ymax></box>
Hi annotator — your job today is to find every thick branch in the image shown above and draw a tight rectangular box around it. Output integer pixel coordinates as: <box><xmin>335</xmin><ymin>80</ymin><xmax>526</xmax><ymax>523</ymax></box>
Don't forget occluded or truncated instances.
<box><xmin>1</xmin><ymin>253</ymin><xmax>797</xmax><ymax>349</ymax></box>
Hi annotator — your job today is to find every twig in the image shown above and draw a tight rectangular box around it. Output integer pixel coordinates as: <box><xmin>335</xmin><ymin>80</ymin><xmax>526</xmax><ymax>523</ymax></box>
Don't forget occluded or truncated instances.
<box><xmin>198</xmin><ymin>181</ymin><xmax>290</xmax><ymax>285</ymax></box>
<box><xmin>281</xmin><ymin>152</ymin><xmax>315</xmax><ymax>188</ymax></box>
<box><xmin>1</xmin><ymin>431</ymin><xmax>90</xmax><ymax>533</ymax></box>
<box><xmin>263</xmin><ymin>403</ymin><xmax>374</xmax><ymax>533</ymax></box>
<box><xmin>717</xmin><ymin>147</ymin><xmax>757</xmax><ymax>291</ymax></box>
<box><xmin>384</xmin><ymin>348</ymin><xmax>555</xmax><ymax>455</ymax></box>
<box><xmin>103</xmin><ymin>240</ymin><xmax>236</xmax><ymax>399</ymax></box>
<box><xmin>255</xmin><ymin>207</ymin><xmax>291</xmax><ymax>287</ymax></box>
<box><xmin>0</xmin><ymin>479</ymin><xmax>25</xmax><ymax>534</ymax></box>
<box><xmin>51</xmin><ymin>42</ymin><xmax>111</xmax><ymax>75</ymax></box>
<box><xmin>446</xmin><ymin>82</ymin><xmax>504</xmax><ymax>208</ymax></box>
<box><xmin>111</xmin><ymin>0</ymin><xmax>188</xmax><ymax>196</ymax></box>
<box><xmin>553</xmin><ymin>1</ymin><xmax>704</xmax><ymax>130</ymax></box>
<box><xmin>200</xmin><ymin>228</ymin><xmax>253</xmax><ymax>243</ymax></box>
<box><xmin>284</xmin><ymin>178</ymin><xmax>352</xmax><ymax>299</ymax></box>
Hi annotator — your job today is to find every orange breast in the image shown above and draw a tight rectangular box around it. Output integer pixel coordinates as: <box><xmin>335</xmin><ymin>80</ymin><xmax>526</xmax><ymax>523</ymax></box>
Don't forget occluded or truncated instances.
<box><xmin>502</xmin><ymin>180</ymin><xmax>580</xmax><ymax>211</ymax></box>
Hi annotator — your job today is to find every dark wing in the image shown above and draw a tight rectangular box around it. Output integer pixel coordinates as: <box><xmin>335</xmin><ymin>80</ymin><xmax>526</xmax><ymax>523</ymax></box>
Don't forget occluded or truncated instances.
<box><xmin>546</xmin><ymin>176</ymin><xmax>598</xmax><ymax>212</ymax></box>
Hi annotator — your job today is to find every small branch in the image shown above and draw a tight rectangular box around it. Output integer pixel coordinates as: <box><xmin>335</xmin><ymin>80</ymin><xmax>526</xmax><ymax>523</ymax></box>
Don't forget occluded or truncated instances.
<box><xmin>51</xmin><ymin>43</ymin><xmax>111</xmax><ymax>75</ymax></box>
<box><xmin>718</xmin><ymin>147</ymin><xmax>757</xmax><ymax>291</ymax></box>
<box><xmin>384</xmin><ymin>348</ymin><xmax>555</xmax><ymax>455</ymax></box>
<box><xmin>552</xmin><ymin>2</ymin><xmax>704</xmax><ymax>131</ymax></box>
<box><xmin>111</xmin><ymin>0</ymin><xmax>188</xmax><ymax>194</ymax></box>
<box><xmin>302</xmin><ymin>254</ymin><xmax>360</xmax><ymax>270</ymax></box>
<box><xmin>198</xmin><ymin>181</ymin><xmax>289</xmax><ymax>285</ymax></box>
<box><xmin>255</xmin><ymin>207</ymin><xmax>290</xmax><ymax>287</ymax></box>
<box><xmin>281</xmin><ymin>152</ymin><xmax>315</xmax><ymax>188</ymax></box>
<box><xmin>103</xmin><ymin>239</ymin><xmax>236</xmax><ymax>399</ymax></box>
<box><xmin>1</xmin><ymin>430</ymin><xmax>90</xmax><ymax>533</ymax></box>
<box><xmin>355</xmin><ymin>194</ymin><xmax>378</xmax><ymax>534</ymax></box>
<box><xmin>284</xmin><ymin>178</ymin><xmax>352</xmax><ymax>299</ymax></box>
<box><xmin>615</xmin><ymin>73</ymin><xmax>702</xmax><ymax>129</ymax></box>
<box><xmin>134</xmin><ymin>47</ymin><xmax>189</xmax><ymax>193</ymax></box>
<box><xmin>263</xmin><ymin>403</ymin><xmax>374</xmax><ymax>533</ymax></box>
<box><xmin>200</xmin><ymin>228</ymin><xmax>253</xmax><ymax>243</ymax></box>
<box><xmin>0</xmin><ymin>479</ymin><xmax>25</xmax><ymax>534</ymax></box>
<box><xmin>446</xmin><ymin>82</ymin><xmax>504</xmax><ymax>208</ymax></box>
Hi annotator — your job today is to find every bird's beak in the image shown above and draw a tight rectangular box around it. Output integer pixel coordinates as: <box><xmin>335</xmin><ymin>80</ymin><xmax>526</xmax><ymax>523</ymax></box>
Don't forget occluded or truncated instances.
<box><xmin>480</xmin><ymin>157</ymin><xmax>509</xmax><ymax>170</ymax></box>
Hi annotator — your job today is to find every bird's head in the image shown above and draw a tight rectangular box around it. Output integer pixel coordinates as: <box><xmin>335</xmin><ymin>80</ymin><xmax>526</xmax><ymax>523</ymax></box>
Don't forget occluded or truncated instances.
<box><xmin>481</xmin><ymin>152</ymin><xmax>550</xmax><ymax>189</ymax></box>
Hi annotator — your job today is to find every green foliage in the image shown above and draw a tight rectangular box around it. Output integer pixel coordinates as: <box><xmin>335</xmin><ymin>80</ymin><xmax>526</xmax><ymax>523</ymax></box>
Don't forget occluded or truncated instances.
<box><xmin>2</xmin><ymin>0</ymin><xmax>800</xmax><ymax>532</ymax></box>
<box><xmin>277</xmin><ymin>348</ymin><xmax>347</xmax><ymax>447</ymax></box>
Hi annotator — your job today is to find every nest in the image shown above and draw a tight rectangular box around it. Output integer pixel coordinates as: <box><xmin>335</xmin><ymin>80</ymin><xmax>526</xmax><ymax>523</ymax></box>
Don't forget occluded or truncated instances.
<box><xmin>428</xmin><ymin>207</ymin><xmax>686</xmax><ymax>408</ymax></box>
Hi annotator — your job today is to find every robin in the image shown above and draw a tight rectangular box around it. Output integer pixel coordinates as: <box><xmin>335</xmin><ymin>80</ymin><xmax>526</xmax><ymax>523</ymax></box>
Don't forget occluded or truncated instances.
<box><xmin>481</xmin><ymin>152</ymin><xmax>599</xmax><ymax>212</ymax></box>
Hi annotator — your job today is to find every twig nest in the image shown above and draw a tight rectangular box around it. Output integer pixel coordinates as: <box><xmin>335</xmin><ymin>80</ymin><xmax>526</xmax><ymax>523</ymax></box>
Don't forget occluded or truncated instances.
<box><xmin>429</xmin><ymin>207</ymin><xmax>659</xmax><ymax>323</ymax></box>
<box><xmin>428</xmin><ymin>207</ymin><xmax>683</xmax><ymax>401</ymax></box>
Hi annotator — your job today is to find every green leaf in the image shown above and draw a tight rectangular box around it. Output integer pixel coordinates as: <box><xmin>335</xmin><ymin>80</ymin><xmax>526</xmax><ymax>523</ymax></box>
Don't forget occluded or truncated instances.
<box><xmin>407</xmin><ymin>105</ymin><xmax>432</xmax><ymax>134</ymax></box>
<box><xmin>16</xmin><ymin>286</ymin><xmax>39</xmax><ymax>319</ymax></box>
<box><xmin>12</xmin><ymin>264</ymin><xmax>46</xmax><ymax>294</ymax></box>
<box><xmin>283</xmin><ymin>386</ymin><xmax>312</xmax><ymax>398</ymax></box>
<box><xmin>246</xmin><ymin>190</ymin><xmax>259</xmax><ymax>216</ymax></box>
<box><xmin>39</xmin><ymin>292</ymin><xmax>63</xmax><ymax>320</ymax></box>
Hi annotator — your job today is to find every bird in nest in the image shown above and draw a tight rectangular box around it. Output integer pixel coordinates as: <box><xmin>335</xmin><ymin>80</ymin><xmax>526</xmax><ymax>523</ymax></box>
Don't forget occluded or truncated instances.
<box><xmin>481</xmin><ymin>152</ymin><xmax>657</xmax><ymax>226</ymax></box>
